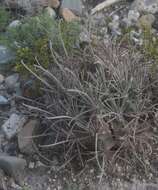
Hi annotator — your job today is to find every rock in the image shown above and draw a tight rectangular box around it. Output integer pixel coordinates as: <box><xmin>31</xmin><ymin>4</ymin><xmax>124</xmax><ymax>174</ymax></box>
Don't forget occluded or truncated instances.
<box><xmin>62</xmin><ymin>0</ymin><xmax>83</xmax><ymax>14</ymax></box>
<box><xmin>3</xmin><ymin>0</ymin><xmax>81</xmax><ymax>14</ymax></box>
<box><xmin>0</xmin><ymin>96</ymin><xmax>9</xmax><ymax>105</ymax></box>
<box><xmin>9</xmin><ymin>20</ymin><xmax>21</xmax><ymax>28</ymax></box>
<box><xmin>0</xmin><ymin>169</ymin><xmax>7</xmax><ymax>190</ymax></box>
<box><xmin>5</xmin><ymin>73</ymin><xmax>19</xmax><ymax>91</ymax></box>
<box><xmin>0</xmin><ymin>45</ymin><xmax>15</xmax><ymax>65</ymax></box>
<box><xmin>130</xmin><ymin>30</ymin><xmax>143</xmax><ymax>45</ymax></box>
<box><xmin>108</xmin><ymin>15</ymin><xmax>121</xmax><ymax>36</ymax></box>
<box><xmin>4</xmin><ymin>0</ymin><xmax>31</xmax><ymax>9</ymax></box>
<box><xmin>48</xmin><ymin>0</ymin><xmax>60</xmax><ymax>9</ymax></box>
<box><xmin>131</xmin><ymin>0</ymin><xmax>158</xmax><ymax>14</ymax></box>
<box><xmin>123</xmin><ymin>10</ymin><xmax>140</xmax><ymax>27</ymax></box>
<box><xmin>79</xmin><ymin>29</ymin><xmax>91</xmax><ymax>44</ymax></box>
<box><xmin>28</xmin><ymin>162</ymin><xmax>35</xmax><ymax>169</ymax></box>
<box><xmin>60</xmin><ymin>8</ymin><xmax>80</xmax><ymax>22</ymax></box>
<box><xmin>4</xmin><ymin>0</ymin><xmax>40</xmax><ymax>13</ymax></box>
<box><xmin>36</xmin><ymin>161</ymin><xmax>45</xmax><ymax>167</ymax></box>
<box><xmin>4</xmin><ymin>0</ymin><xmax>60</xmax><ymax>13</ymax></box>
<box><xmin>10</xmin><ymin>180</ymin><xmax>22</xmax><ymax>190</ymax></box>
<box><xmin>2</xmin><ymin>113</ymin><xmax>27</xmax><ymax>140</ymax></box>
<box><xmin>0</xmin><ymin>155</ymin><xmax>26</xmax><ymax>184</ymax></box>
<box><xmin>0</xmin><ymin>75</ymin><xmax>4</xmax><ymax>84</ymax></box>
<box><xmin>138</xmin><ymin>14</ymin><xmax>155</xmax><ymax>28</ymax></box>
<box><xmin>14</xmin><ymin>82</ymin><xmax>22</xmax><ymax>96</ymax></box>
<box><xmin>3</xmin><ymin>140</ymin><xmax>18</xmax><ymax>156</ymax></box>
<box><xmin>45</xmin><ymin>7</ymin><xmax>56</xmax><ymax>18</ymax></box>
<box><xmin>18</xmin><ymin>120</ymin><xmax>38</xmax><ymax>154</ymax></box>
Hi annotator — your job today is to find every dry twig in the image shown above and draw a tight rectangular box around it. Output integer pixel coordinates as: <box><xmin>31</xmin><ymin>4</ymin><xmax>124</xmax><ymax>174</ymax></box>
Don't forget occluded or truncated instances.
<box><xmin>91</xmin><ymin>0</ymin><xmax>122</xmax><ymax>15</ymax></box>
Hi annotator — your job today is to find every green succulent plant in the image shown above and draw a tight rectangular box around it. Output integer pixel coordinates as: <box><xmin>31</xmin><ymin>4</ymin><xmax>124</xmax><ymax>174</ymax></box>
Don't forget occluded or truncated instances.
<box><xmin>0</xmin><ymin>12</ymin><xmax>81</xmax><ymax>75</ymax></box>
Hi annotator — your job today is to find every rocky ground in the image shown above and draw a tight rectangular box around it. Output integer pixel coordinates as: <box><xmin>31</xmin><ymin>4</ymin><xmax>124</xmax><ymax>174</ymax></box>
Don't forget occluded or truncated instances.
<box><xmin>1</xmin><ymin>0</ymin><xmax>158</xmax><ymax>189</ymax></box>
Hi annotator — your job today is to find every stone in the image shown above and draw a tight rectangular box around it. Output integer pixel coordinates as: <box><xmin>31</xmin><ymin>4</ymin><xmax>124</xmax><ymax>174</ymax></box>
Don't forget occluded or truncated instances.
<box><xmin>130</xmin><ymin>30</ymin><xmax>143</xmax><ymax>45</ymax></box>
<box><xmin>0</xmin><ymin>75</ymin><xmax>4</xmax><ymax>84</ymax></box>
<box><xmin>14</xmin><ymin>82</ymin><xmax>22</xmax><ymax>96</ymax></box>
<box><xmin>48</xmin><ymin>0</ymin><xmax>60</xmax><ymax>9</ymax></box>
<box><xmin>10</xmin><ymin>180</ymin><xmax>22</xmax><ymax>190</ymax></box>
<box><xmin>18</xmin><ymin>120</ymin><xmax>38</xmax><ymax>154</ymax></box>
<box><xmin>2</xmin><ymin>113</ymin><xmax>27</xmax><ymax>140</ymax></box>
<box><xmin>0</xmin><ymin>45</ymin><xmax>15</xmax><ymax>65</ymax></box>
<box><xmin>79</xmin><ymin>29</ymin><xmax>91</xmax><ymax>44</ymax></box>
<box><xmin>28</xmin><ymin>162</ymin><xmax>35</xmax><ymax>169</ymax></box>
<box><xmin>60</xmin><ymin>8</ymin><xmax>80</xmax><ymax>22</ymax></box>
<box><xmin>3</xmin><ymin>140</ymin><xmax>19</xmax><ymax>155</ymax></box>
<box><xmin>0</xmin><ymin>155</ymin><xmax>26</xmax><ymax>184</ymax></box>
<box><xmin>123</xmin><ymin>10</ymin><xmax>140</xmax><ymax>27</ymax></box>
<box><xmin>4</xmin><ymin>0</ymin><xmax>49</xmax><ymax>13</ymax></box>
<box><xmin>0</xmin><ymin>169</ymin><xmax>7</xmax><ymax>190</ymax></box>
<box><xmin>9</xmin><ymin>20</ymin><xmax>21</xmax><ymax>28</ymax></box>
<box><xmin>0</xmin><ymin>96</ymin><xmax>9</xmax><ymax>105</ymax></box>
<box><xmin>45</xmin><ymin>7</ymin><xmax>56</xmax><ymax>18</ymax></box>
<box><xmin>131</xmin><ymin>0</ymin><xmax>158</xmax><ymax>14</ymax></box>
<box><xmin>108</xmin><ymin>15</ymin><xmax>121</xmax><ymax>36</ymax></box>
<box><xmin>138</xmin><ymin>14</ymin><xmax>155</xmax><ymax>28</ymax></box>
<box><xmin>36</xmin><ymin>161</ymin><xmax>45</xmax><ymax>167</ymax></box>
<box><xmin>62</xmin><ymin>0</ymin><xmax>83</xmax><ymax>14</ymax></box>
<box><xmin>5</xmin><ymin>73</ymin><xmax>19</xmax><ymax>91</ymax></box>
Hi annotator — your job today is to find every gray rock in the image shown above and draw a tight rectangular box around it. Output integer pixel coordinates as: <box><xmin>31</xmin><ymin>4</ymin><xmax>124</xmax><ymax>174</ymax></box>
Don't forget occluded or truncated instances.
<box><xmin>79</xmin><ymin>29</ymin><xmax>91</xmax><ymax>44</ymax></box>
<box><xmin>8</xmin><ymin>20</ymin><xmax>21</xmax><ymax>28</ymax></box>
<box><xmin>131</xmin><ymin>0</ymin><xmax>158</xmax><ymax>14</ymax></box>
<box><xmin>0</xmin><ymin>45</ymin><xmax>15</xmax><ymax>65</ymax></box>
<box><xmin>18</xmin><ymin>120</ymin><xmax>38</xmax><ymax>154</ymax></box>
<box><xmin>44</xmin><ymin>7</ymin><xmax>56</xmax><ymax>18</ymax></box>
<box><xmin>10</xmin><ymin>180</ymin><xmax>22</xmax><ymax>190</ymax></box>
<box><xmin>4</xmin><ymin>0</ymin><xmax>36</xmax><ymax>13</ymax></box>
<box><xmin>4</xmin><ymin>0</ymin><xmax>56</xmax><ymax>14</ymax></box>
<box><xmin>14</xmin><ymin>82</ymin><xmax>22</xmax><ymax>96</ymax></box>
<box><xmin>108</xmin><ymin>15</ymin><xmax>121</xmax><ymax>36</ymax></box>
<box><xmin>0</xmin><ymin>96</ymin><xmax>9</xmax><ymax>105</ymax></box>
<box><xmin>0</xmin><ymin>169</ymin><xmax>7</xmax><ymax>190</ymax></box>
<box><xmin>36</xmin><ymin>161</ymin><xmax>45</xmax><ymax>168</ymax></box>
<box><xmin>130</xmin><ymin>30</ymin><xmax>143</xmax><ymax>45</ymax></box>
<box><xmin>0</xmin><ymin>155</ymin><xmax>26</xmax><ymax>184</ymax></box>
<box><xmin>5</xmin><ymin>73</ymin><xmax>19</xmax><ymax>90</ymax></box>
<box><xmin>62</xmin><ymin>0</ymin><xmax>83</xmax><ymax>14</ymax></box>
<box><xmin>28</xmin><ymin>162</ymin><xmax>35</xmax><ymax>169</ymax></box>
<box><xmin>2</xmin><ymin>113</ymin><xmax>27</xmax><ymax>139</ymax></box>
<box><xmin>123</xmin><ymin>10</ymin><xmax>140</xmax><ymax>27</ymax></box>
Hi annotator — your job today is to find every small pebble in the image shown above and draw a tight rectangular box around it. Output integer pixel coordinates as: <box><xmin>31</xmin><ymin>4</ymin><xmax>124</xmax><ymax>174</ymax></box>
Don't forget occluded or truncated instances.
<box><xmin>90</xmin><ymin>169</ymin><xmax>94</xmax><ymax>173</ymax></box>
<box><xmin>29</xmin><ymin>162</ymin><xmax>35</xmax><ymax>169</ymax></box>
<box><xmin>57</xmin><ymin>186</ymin><xmax>62</xmax><ymax>190</ymax></box>
<box><xmin>0</xmin><ymin>95</ymin><xmax>9</xmax><ymax>105</ymax></box>
<box><xmin>9</xmin><ymin>20</ymin><xmax>21</xmax><ymax>28</ymax></box>
<box><xmin>5</xmin><ymin>73</ymin><xmax>19</xmax><ymax>91</ymax></box>
<box><xmin>73</xmin><ymin>178</ymin><xmax>76</xmax><ymax>182</ymax></box>
<box><xmin>36</xmin><ymin>161</ymin><xmax>45</xmax><ymax>167</ymax></box>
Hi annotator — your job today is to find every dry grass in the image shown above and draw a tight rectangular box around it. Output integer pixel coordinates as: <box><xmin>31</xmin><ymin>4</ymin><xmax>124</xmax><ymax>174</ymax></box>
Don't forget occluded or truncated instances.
<box><xmin>21</xmin><ymin>40</ymin><xmax>158</xmax><ymax>180</ymax></box>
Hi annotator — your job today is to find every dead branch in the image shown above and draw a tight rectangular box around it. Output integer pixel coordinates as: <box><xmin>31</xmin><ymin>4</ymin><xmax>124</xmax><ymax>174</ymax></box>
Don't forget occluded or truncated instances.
<box><xmin>91</xmin><ymin>0</ymin><xmax>122</xmax><ymax>15</ymax></box>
